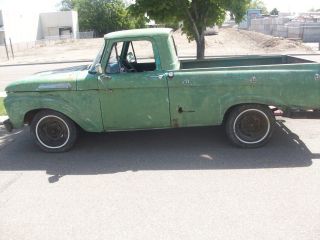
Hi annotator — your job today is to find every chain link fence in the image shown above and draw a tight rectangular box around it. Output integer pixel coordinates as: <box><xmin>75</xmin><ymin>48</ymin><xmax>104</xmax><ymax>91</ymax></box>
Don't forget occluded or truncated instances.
<box><xmin>0</xmin><ymin>31</ymin><xmax>94</xmax><ymax>60</ymax></box>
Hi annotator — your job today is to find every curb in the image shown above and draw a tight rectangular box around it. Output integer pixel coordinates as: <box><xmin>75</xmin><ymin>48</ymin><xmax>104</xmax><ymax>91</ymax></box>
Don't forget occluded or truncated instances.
<box><xmin>0</xmin><ymin>59</ymin><xmax>92</xmax><ymax>67</ymax></box>
<box><xmin>0</xmin><ymin>116</ymin><xmax>8</xmax><ymax>125</ymax></box>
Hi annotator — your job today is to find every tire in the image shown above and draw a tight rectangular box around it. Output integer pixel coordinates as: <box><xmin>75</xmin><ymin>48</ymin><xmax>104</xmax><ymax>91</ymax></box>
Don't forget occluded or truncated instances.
<box><xmin>225</xmin><ymin>104</ymin><xmax>275</xmax><ymax>148</ymax></box>
<box><xmin>30</xmin><ymin>110</ymin><xmax>78</xmax><ymax>152</ymax></box>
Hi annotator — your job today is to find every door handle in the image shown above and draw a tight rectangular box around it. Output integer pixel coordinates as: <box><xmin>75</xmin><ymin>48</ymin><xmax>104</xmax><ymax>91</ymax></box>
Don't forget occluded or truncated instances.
<box><xmin>149</xmin><ymin>74</ymin><xmax>165</xmax><ymax>80</ymax></box>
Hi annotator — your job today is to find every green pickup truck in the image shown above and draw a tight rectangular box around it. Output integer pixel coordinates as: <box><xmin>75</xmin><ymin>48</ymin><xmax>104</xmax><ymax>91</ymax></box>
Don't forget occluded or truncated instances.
<box><xmin>4</xmin><ymin>28</ymin><xmax>320</xmax><ymax>152</ymax></box>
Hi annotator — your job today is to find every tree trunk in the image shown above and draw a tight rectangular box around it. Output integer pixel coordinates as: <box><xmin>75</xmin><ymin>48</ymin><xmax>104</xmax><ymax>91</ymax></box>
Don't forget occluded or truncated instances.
<box><xmin>196</xmin><ymin>32</ymin><xmax>205</xmax><ymax>60</ymax></box>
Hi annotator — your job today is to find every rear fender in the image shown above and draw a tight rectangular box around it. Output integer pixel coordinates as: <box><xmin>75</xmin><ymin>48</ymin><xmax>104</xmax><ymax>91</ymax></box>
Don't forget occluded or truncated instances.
<box><xmin>219</xmin><ymin>94</ymin><xmax>286</xmax><ymax>122</ymax></box>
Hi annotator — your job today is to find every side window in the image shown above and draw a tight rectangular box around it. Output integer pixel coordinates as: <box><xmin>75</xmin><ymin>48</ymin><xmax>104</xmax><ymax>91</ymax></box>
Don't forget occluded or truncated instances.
<box><xmin>106</xmin><ymin>42</ymin><xmax>123</xmax><ymax>74</ymax></box>
<box><xmin>131</xmin><ymin>41</ymin><xmax>155</xmax><ymax>64</ymax></box>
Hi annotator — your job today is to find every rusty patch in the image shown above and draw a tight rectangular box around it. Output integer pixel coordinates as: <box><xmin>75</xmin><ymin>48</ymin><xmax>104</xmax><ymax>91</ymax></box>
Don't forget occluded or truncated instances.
<box><xmin>172</xmin><ymin>118</ymin><xmax>179</xmax><ymax>128</ymax></box>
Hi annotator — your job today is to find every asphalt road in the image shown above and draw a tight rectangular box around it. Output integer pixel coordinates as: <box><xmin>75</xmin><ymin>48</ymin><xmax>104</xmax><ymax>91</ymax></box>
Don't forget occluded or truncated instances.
<box><xmin>1</xmin><ymin>57</ymin><xmax>320</xmax><ymax>239</ymax></box>
<box><xmin>0</xmin><ymin>117</ymin><xmax>320</xmax><ymax>240</ymax></box>
<box><xmin>0</xmin><ymin>62</ymin><xmax>91</xmax><ymax>91</ymax></box>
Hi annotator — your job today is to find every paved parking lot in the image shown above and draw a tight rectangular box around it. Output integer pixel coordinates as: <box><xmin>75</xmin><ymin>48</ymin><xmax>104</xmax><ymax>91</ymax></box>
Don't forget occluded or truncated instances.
<box><xmin>0</xmin><ymin>117</ymin><xmax>320</xmax><ymax>240</ymax></box>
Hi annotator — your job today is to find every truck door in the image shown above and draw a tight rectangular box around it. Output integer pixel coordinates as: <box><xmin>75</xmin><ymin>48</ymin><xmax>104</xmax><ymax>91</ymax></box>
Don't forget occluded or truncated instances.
<box><xmin>98</xmin><ymin>40</ymin><xmax>171</xmax><ymax>130</ymax></box>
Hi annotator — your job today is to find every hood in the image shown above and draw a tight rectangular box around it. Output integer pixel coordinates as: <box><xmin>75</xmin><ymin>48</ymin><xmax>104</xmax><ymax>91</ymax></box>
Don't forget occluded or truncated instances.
<box><xmin>5</xmin><ymin>65</ymin><xmax>89</xmax><ymax>93</ymax></box>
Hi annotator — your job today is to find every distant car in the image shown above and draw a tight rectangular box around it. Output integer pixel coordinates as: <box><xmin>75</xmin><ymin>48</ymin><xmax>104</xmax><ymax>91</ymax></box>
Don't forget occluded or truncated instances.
<box><xmin>3</xmin><ymin>28</ymin><xmax>320</xmax><ymax>152</ymax></box>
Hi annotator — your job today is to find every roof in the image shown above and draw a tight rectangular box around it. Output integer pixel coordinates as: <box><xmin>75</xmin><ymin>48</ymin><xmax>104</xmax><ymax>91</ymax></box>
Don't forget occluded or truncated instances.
<box><xmin>104</xmin><ymin>28</ymin><xmax>173</xmax><ymax>40</ymax></box>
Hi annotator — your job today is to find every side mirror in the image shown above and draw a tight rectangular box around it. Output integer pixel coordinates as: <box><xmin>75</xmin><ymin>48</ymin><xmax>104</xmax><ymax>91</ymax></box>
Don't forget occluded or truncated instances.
<box><xmin>95</xmin><ymin>63</ymin><xmax>103</xmax><ymax>74</ymax></box>
<box><xmin>126</xmin><ymin>52</ymin><xmax>135</xmax><ymax>63</ymax></box>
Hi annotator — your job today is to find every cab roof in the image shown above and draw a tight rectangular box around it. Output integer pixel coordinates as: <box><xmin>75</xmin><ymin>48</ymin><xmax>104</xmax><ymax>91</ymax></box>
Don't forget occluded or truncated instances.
<box><xmin>104</xmin><ymin>28</ymin><xmax>173</xmax><ymax>40</ymax></box>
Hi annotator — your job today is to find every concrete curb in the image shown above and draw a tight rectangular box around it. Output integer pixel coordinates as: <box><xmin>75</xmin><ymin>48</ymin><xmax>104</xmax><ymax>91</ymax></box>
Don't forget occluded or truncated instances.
<box><xmin>0</xmin><ymin>59</ymin><xmax>92</xmax><ymax>67</ymax></box>
<box><xmin>0</xmin><ymin>116</ymin><xmax>8</xmax><ymax>125</ymax></box>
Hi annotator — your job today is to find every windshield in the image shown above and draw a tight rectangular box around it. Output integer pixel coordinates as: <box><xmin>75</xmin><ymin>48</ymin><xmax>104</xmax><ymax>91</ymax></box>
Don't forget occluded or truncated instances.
<box><xmin>89</xmin><ymin>41</ymin><xmax>105</xmax><ymax>72</ymax></box>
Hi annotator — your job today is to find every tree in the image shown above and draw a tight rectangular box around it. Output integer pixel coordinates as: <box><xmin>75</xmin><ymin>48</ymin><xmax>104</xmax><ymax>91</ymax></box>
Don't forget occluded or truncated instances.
<box><xmin>130</xmin><ymin>0</ymin><xmax>250</xmax><ymax>59</ymax></box>
<box><xmin>60</xmin><ymin>0</ymin><xmax>146</xmax><ymax>36</ymax></box>
<box><xmin>60</xmin><ymin>0</ymin><xmax>74</xmax><ymax>11</ymax></box>
<box><xmin>270</xmin><ymin>8</ymin><xmax>279</xmax><ymax>16</ymax></box>
<box><xmin>249</xmin><ymin>0</ymin><xmax>268</xmax><ymax>14</ymax></box>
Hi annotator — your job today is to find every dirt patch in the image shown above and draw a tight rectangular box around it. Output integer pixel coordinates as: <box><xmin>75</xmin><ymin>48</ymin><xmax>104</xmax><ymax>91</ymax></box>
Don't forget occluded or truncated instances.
<box><xmin>0</xmin><ymin>28</ymin><xmax>314</xmax><ymax>64</ymax></box>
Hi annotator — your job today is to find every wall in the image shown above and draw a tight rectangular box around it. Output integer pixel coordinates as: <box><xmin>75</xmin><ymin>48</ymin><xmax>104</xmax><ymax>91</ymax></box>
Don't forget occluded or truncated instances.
<box><xmin>0</xmin><ymin>31</ymin><xmax>5</xmax><ymax>44</ymax></box>
<box><xmin>39</xmin><ymin>11</ymin><xmax>78</xmax><ymax>39</ymax></box>
<box><xmin>0</xmin><ymin>10</ymin><xmax>3</xmax><ymax>27</ymax></box>
<box><xmin>1</xmin><ymin>9</ymin><xmax>41</xmax><ymax>44</ymax></box>
<box><xmin>239</xmin><ymin>9</ymin><xmax>262</xmax><ymax>29</ymax></box>
<box><xmin>71</xmin><ymin>11</ymin><xmax>79</xmax><ymax>39</ymax></box>
<box><xmin>249</xmin><ymin>16</ymin><xmax>320</xmax><ymax>43</ymax></box>
<box><xmin>0</xmin><ymin>10</ymin><xmax>78</xmax><ymax>44</ymax></box>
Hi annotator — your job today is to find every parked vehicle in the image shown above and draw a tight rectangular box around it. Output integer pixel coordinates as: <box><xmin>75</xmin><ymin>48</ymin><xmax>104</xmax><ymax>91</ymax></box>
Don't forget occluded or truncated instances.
<box><xmin>4</xmin><ymin>28</ymin><xmax>320</xmax><ymax>152</ymax></box>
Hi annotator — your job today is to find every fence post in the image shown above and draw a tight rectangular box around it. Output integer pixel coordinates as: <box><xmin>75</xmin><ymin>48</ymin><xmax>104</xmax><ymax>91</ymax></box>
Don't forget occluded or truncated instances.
<box><xmin>9</xmin><ymin>38</ymin><xmax>14</xmax><ymax>59</ymax></box>
<box><xmin>3</xmin><ymin>38</ymin><xmax>9</xmax><ymax>60</ymax></box>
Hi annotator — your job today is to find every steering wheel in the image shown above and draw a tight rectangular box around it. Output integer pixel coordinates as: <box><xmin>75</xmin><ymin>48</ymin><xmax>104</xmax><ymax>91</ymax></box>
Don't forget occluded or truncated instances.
<box><xmin>125</xmin><ymin>60</ymin><xmax>137</xmax><ymax>72</ymax></box>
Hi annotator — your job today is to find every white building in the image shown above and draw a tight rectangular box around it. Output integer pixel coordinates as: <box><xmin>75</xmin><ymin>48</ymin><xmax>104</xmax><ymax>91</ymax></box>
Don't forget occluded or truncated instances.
<box><xmin>0</xmin><ymin>10</ymin><xmax>79</xmax><ymax>44</ymax></box>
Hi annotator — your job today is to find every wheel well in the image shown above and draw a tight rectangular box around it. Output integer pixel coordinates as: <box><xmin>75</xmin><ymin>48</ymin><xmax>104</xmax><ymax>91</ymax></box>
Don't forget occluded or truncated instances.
<box><xmin>222</xmin><ymin>103</ymin><xmax>276</xmax><ymax>125</ymax></box>
<box><xmin>24</xmin><ymin>109</ymin><xmax>46</xmax><ymax>125</ymax></box>
<box><xmin>24</xmin><ymin>109</ymin><xmax>81</xmax><ymax>130</ymax></box>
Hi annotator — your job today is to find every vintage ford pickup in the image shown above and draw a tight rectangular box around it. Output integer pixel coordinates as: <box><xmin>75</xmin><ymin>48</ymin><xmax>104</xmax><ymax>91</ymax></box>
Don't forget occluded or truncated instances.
<box><xmin>4</xmin><ymin>28</ymin><xmax>320</xmax><ymax>152</ymax></box>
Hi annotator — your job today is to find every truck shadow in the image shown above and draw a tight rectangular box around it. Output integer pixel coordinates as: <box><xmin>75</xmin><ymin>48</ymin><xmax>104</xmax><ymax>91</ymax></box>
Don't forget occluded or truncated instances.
<box><xmin>0</xmin><ymin>121</ymin><xmax>319</xmax><ymax>183</ymax></box>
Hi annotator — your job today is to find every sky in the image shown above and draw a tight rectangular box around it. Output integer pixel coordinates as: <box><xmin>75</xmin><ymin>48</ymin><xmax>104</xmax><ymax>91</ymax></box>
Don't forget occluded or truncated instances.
<box><xmin>0</xmin><ymin>0</ymin><xmax>61</xmax><ymax>13</ymax></box>
<box><xmin>264</xmin><ymin>0</ymin><xmax>320</xmax><ymax>12</ymax></box>
<box><xmin>0</xmin><ymin>0</ymin><xmax>319</xmax><ymax>13</ymax></box>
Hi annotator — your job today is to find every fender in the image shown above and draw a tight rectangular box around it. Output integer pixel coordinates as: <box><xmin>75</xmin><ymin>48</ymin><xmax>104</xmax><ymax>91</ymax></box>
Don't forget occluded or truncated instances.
<box><xmin>218</xmin><ymin>93</ymin><xmax>287</xmax><ymax>122</ymax></box>
<box><xmin>4</xmin><ymin>91</ymin><xmax>104</xmax><ymax>132</ymax></box>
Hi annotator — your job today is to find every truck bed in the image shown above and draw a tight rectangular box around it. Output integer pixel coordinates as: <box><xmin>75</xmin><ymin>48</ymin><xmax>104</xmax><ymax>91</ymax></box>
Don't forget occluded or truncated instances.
<box><xmin>180</xmin><ymin>55</ymin><xmax>314</xmax><ymax>69</ymax></box>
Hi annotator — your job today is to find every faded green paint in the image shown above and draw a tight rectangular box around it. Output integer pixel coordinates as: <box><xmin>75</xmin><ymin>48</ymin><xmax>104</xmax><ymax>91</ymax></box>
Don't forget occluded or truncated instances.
<box><xmin>4</xmin><ymin>28</ymin><xmax>320</xmax><ymax>133</ymax></box>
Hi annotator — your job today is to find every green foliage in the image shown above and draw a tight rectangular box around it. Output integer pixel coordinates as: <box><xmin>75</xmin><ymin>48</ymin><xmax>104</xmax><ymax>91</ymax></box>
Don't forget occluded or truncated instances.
<box><xmin>249</xmin><ymin>0</ymin><xmax>268</xmax><ymax>14</ymax></box>
<box><xmin>270</xmin><ymin>8</ymin><xmax>279</xmax><ymax>16</ymax></box>
<box><xmin>60</xmin><ymin>0</ymin><xmax>146</xmax><ymax>36</ymax></box>
<box><xmin>60</xmin><ymin>0</ymin><xmax>74</xmax><ymax>10</ymax></box>
<box><xmin>0</xmin><ymin>98</ymin><xmax>6</xmax><ymax>116</ymax></box>
<box><xmin>130</xmin><ymin>0</ymin><xmax>250</xmax><ymax>59</ymax></box>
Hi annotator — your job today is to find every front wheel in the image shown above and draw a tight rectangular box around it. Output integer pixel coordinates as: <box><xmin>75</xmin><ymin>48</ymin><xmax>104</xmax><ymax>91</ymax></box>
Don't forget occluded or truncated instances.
<box><xmin>225</xmin><ymin>105</ymin><xmax>275</xmax><ymax>148</ymax></box>
<box><xmin>30</xmin><ymin>110</ymin><xmax>78</xmax><ymax>152</ymax></box>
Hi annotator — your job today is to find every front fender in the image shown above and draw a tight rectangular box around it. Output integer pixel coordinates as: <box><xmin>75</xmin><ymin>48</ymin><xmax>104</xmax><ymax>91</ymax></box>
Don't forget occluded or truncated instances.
<box><xmin>4</xmin><ymin>91</ymin><xmax>104</xmax><ymax>132</ymax></box>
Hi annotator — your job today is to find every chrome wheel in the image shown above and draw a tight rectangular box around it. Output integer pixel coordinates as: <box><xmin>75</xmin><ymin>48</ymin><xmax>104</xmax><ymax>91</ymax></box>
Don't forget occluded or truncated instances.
<box><xmin>233</xmin><ymin>109</ymin><xmax>270</xmax><ymax>144</ymax></box>
<box><xmin>35</xmin><ymin>115</ymin><xmax>70</xmax><ymax>149</ymax></box>
<box><xmin>225</xmin><ymin>105</ymin><xmax>275</xmax><ymax>148</ymax></box>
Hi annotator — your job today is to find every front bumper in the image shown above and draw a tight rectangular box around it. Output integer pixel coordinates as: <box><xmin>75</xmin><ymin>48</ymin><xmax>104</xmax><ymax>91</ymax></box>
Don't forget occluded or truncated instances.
<box><xmin>3</xmin><ymin>119</ymin><xmax>13</xmax><ymax>132</ymax></box>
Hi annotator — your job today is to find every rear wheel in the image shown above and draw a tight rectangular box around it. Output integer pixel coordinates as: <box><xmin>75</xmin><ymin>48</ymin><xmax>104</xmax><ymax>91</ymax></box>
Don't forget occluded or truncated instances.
<box><xmin>30</xmin><ymin>110</ymin><xmax>78</xmax><ymax>152</ymax></box>
<box><xmin>225</xmin><ymin>104</ymin><xmax>275</xmax><ymax>148</ymax></box>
